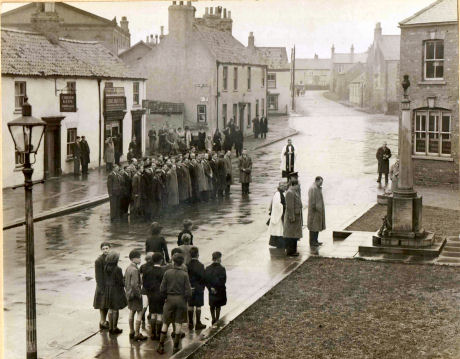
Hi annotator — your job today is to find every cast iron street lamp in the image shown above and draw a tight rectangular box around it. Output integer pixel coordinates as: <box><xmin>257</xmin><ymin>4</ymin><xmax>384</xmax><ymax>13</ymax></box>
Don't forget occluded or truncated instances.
<box><xmin>7</xmin><ymin>97</ymin><xmax>46</xmax><ymax>359</ymax></box>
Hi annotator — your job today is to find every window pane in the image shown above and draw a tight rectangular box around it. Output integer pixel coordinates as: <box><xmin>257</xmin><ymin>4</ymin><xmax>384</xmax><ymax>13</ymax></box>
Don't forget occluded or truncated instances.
<box><xmin>442</xmin><ymin>115</ymin><xmax>450</xmax><ymax>132</ymax></box>
<box><xmin>415</xmin><ymin>137</ymin><xmax>426</xmax><ymax>153</ymax></box>
<box><xmin>441</xmin><ymin>140</ymin><xmax>451</xmax><ymax>154</ymax></box>
<box><xmin>426</xmin><ymin>42</ymin><xmax>435</xmax><ymax>59</ymax></box>
<box><xmin>436</xmin><ymin>41</ymin><xmax>444</xmax><ymax>59</ymax></box>
<box><xmin>425</xmin><ymin>61</ymin><xmax>435</xmax><ymax>78</ymax></box>
<box><xmin>435</xmin><ymin>63</ymin><xmax>444</xmax><ymax>78</ymax></box>
<box><xmin>428</xmin><ymin>114</ymin><xmax>438</xmax><ymax>131</ymax></box>
<box><xmin>428</xmin><ymin>139</ymin><xmax>439</xmax><ymax>153</ymax></box>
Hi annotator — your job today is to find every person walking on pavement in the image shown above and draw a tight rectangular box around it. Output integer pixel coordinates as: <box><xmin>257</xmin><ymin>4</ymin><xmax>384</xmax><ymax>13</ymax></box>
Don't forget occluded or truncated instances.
<box><xmin>280</xmin><ymin>139</ymin><xmax>296</xmax><ymax>179</ymax></box>
<box><xmin>205</xmin><ymin>251</ymin><xmax>227</xmax><ymax>325</ymax></box>
<box><xmin>157</xmin><ymin>253</ymin><xmax>192</xmax><ymax>354</ymax></box>
<box><xmin>93</xmin><ymin>242</ymin><xmax>111</xmax><ymax>330</ymax></box>
<box><xmin>80</xmin><ymin>136</ymin><xmax>90</xmax><ymax>175</ymax></box>
<box><xmin>252</xmin><ymin>117</ymin><xmax>260</xmax><ymax>139</ymax></box>
<box><xmin>239</xmin><ymin>150</ymin><xmax>252</xmax><ymax>194</ymax></box>
<box><xmin>104</xmin><ymin>137</ymin><xmax>115</xmax><ymax>173</ymax></box>
<box><xmin>125</xmin><ymin>250</ymin><xmax>147</xmax><ymax>341</ymax></box>
<box><xmin>268</xmin><ymin>182</ymin><xmax>287</xmax><ymax>249</ymax></box>
<box><xmin>107</xmin><ymin>165</ymin><xmax>122</xmax><ymax>221</ymax></box>
<box><xmin>376</xmin><ymin>142</ymin><xmax>392</xmax><ymax>185</ymax></box>
<box><xmin>260</xmin><ymin>116</ymin><xmax>268</xmax><ymax>139</ymax></box>
<box><xmin>73</xmin><ymin>136</ymin><xmax>81</xmax><ymax>176</ymax></box>
<box><xmin>307</xmin><ymin>176</ymin><xmax>325</xmax><ymax>247</ymax></box>
<box><xmin>104</xmin><ymin>251</ymin><xmax>127</xmax><ymax>335</ymax></box>
<box><xmin>187</xmin><ymin>246</ymin><xmax>207</xmax><ymax>331</ymax></box>
<box><xmin>283</xmin><ymin>173</ymin><xmax>303</xmax><ymax>256</ymax></box>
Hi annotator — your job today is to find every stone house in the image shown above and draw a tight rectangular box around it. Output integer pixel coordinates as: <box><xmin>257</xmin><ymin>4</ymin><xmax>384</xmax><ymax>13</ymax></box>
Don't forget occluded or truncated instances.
<box><xmin>256</xmin><ymin>45</ymin><xmax>291</xmax><ymax>115</ymax></box>
<box><xmin>125</xmin><ymin>1</ymin><xmax>267</xmax><ymax>136</ymax></box>
<box><xmin>1</xmin><ymin>2</ymin><xmax>131</xmax><ymax>55</ymax></box>
<box><xmin>295</xmin><ymin>55</ymin><xmax>331</xmax><ymax>90</ymax></box>
<box><xmin>364</xmin><ymin>23</ymin><xmax>400</xmax><ymax>114</ymax></box>
<box><xmin>330</xmin><ymin>44</ymin><xmax>367</xmax><ymax>99</ymax></box>
<box><xmin>1</xmin><ymin>28</ymin><xmax>145</xmax><ymax>188</ymax></box>
<box><xmin>335</xmin><ymin>62</ymin><xmax>366</xmax><ymax>101</ymax></box>
<box><xmin>399</xmin><ymin>0</ymin><xmax>458</xmax><ymax>185</ymax></box>
<box><xmin>349</xmin><ymin>72</ymin><xmax>366</xmax><ymax>108</ymax></box>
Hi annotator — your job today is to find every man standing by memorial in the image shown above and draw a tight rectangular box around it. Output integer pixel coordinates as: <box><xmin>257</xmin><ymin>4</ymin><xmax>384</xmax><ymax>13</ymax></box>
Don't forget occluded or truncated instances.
<box><xmin>280</xmin><ymin>139</ymin><xmax>296</xmax><ymax>179</ymax></box>
<box><xmin>307</xmin><ymin>176</ymin><xmax>325</xmax><ymax>247</ymax></box>
<box><xmin>376</xmin><ymin>142</ymin><xmax>392</xmax><ymax>185</ymax></box>
<box><xmin>80</xmin><ymin>136</ymin><xmax>90</xmax><ymax>175</ymax></box>
<box><xmin>283</xmin><ymin>173</ymin><xmax>303</xmax><ymax>256</ymax></box>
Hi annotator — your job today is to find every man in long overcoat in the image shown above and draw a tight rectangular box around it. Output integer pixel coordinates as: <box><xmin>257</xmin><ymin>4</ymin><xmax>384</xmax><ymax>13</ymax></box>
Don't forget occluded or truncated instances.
<box><xmin>73</xmin><ymin>136</ymin><xmax>81</xmax><ymax>176</ymax></box>
<box><xmin>216</xmin><ymin>153</ymin><xmax>227</xmax><ymax>197</ymax></box>
<box><xmin>93</xmin><ymin>242</ymin><xmax>111</xmax><ymax>329</ymax></box>
<box><xmin>307</xmin><ymin>176</ymin><xmax>326</xmax><ymax>247</ymax></box>
<box><xmin>234</xmin><ymin>127</ymin><xmax>244</xmax><ymax>157</ymax></box>
<box><xmin>376</xmin><ymin>142</ymin><xmax>392</xmax><ymax>185</ymax></box>
<box><xmin>107</xmin><ymin>165</ymin><xmax>122</xmax><ymax>221</ymax></box>
<box><xmin>238</xmin><ymin>150</ymin><xmax>252</xmax><ymax>194</ymax></box>
<box><xmin>80</xmin><ymin>136</ymin><xmax>90</xmax><ymax>174</ymax></box>
<box><xmin>224</xmin><ymin>151</ymin><xmax>233</xmax><ymax>196</ymax></box>
<box><xmin>260</xmin><ymin>117</ymin><xmax>268</xmax><ymax>139</ymax></box>
<box><xmin>166</xmin><ymin>163</ymin><xmax>179</xmax><ymax>207</ymax></box>
<box><xmin>252</xmin><ymin>117</ymin><xmax>260</xmax><ymax>139</ymax></box>
<box><xmin>283</xmin><ymin>173</ymin><xmax>303</xmax><ymax>256</ymax></box>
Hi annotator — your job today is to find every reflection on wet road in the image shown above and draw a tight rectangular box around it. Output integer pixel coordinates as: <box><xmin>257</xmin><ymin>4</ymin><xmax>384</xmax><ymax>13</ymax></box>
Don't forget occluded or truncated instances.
<box><xmin>3</xmin><ymin>91</ymin><xmax>398</xmax><ymax>358</ymax></box>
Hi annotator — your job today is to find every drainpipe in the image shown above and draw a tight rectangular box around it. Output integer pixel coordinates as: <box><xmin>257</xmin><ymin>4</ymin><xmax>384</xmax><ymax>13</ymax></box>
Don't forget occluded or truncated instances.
<box><xmin>216</xmin><ymin>61</ymin><xmax>219</xmax><ymax>130</ymax></box>
<box><xmin>98</xmin><ymin>79</ymin><xmax>102</xmax><ymax>168</ymax></box>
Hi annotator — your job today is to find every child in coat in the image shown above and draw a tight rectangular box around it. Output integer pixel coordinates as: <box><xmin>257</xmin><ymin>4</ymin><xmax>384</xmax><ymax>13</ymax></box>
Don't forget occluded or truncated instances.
<box><xmin>93</xmin><ymin>242</ymin><xmax>111</xmax><ymax>330</ymax></box>
<box><xmin>205</xmin><ymin>251</ymin><xmax>227</xmax><ymax>325</ymax></box>
<box><xmin>104</xmin><ymin>251</ymin><xmax>127</xmax><ymax>334</ymax></box>
<box><xmin>187</xmin><ymin>246</ymin><xmax>206</xmax><ymax>330</ymax></box>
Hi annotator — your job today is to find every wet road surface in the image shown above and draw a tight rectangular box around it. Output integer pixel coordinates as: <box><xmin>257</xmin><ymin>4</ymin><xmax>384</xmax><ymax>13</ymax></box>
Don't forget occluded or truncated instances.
<box><xmin>3</xmin><ymin>91</ymin><xmax>398</xmax><ymax>358</ymax></box>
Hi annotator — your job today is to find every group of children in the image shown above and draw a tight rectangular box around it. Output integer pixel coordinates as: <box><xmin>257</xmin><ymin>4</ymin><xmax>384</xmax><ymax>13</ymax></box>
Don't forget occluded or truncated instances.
<box><xmin>93</xmin><ymin>220</ymin><xmax>227</xmax><ymax>354</ymax></box>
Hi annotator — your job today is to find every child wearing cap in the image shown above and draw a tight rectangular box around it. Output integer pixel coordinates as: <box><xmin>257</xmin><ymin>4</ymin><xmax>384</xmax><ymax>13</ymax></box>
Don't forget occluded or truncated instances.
<box><xmin>157</xmin><ymin>253</ymin><xmax>192</xmax><ymax>354</ymax></box>
<box><xmin>187</xmin><ymin>246</ymin><xmax>206</xmax><ymax>330</ymax></box>
<box><xmin>205</xmin><ymin>251</ymin><xmax>227</xmax><ymax>325</ymax></box>
<box><xmin>124</xmin><ymin>249</ymin><xmax>147</xmax><ymax>341</ymax></box>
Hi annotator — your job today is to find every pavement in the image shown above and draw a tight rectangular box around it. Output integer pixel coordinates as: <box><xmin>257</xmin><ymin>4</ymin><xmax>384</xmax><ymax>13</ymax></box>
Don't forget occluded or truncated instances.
<box><xmin>3</xmin><ymin>91</ymin><xmax>458</xmax><ymax>359</ymax></box>
<box><xmin>2</xmin><ymin>115</ymin><xmax>297</xmax><ymax>230</ymax></box>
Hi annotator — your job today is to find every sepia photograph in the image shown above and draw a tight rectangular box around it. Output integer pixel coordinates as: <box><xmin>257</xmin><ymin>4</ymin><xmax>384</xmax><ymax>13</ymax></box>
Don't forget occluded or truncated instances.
<box><xmin>1</xmin><ymin>0</ymin><xmax>459</xmax><ymax>358</ymax></box>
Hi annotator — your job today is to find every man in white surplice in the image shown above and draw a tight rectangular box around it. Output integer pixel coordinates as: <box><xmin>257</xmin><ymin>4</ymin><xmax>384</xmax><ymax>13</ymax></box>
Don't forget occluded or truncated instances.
<box><xmin>280</xmin><ymin>139</ymin><xmax>296</xmax><ymax>178</ymax></box>
<box><xmin>268</xmin><ymin>182</ymin><xmax>287</xmax><ymax>248</ymax></box>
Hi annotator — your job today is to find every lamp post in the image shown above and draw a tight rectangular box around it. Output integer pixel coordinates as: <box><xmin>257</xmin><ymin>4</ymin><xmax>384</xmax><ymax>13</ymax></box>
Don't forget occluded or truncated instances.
<box><xmin>7</xmin><ymin>97</ymin><xmax>46</xmax><ymax>359</ymax></box>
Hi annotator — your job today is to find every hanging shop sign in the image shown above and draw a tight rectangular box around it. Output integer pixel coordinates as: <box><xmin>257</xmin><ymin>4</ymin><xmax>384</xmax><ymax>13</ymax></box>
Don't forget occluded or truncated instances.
<box><xmin>60</xmin><ymin>93</ymin><xmax>76</xmax><ymax>112</ymax></box>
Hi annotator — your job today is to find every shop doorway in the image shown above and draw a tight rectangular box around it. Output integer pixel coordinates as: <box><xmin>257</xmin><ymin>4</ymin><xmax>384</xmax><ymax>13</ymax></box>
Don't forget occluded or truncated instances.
<box><xmin>42</xmin><ymin>117</ymin><xmax>65</xmax><ymax>179</ymax></box>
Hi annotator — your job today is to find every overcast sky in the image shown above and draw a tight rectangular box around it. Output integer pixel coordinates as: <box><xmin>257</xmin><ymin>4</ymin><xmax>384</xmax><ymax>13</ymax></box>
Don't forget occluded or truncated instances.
<box><xmin>2</xmin><ymin>0</ymin><xmax>435</xmax><ymax>58</ymax></box>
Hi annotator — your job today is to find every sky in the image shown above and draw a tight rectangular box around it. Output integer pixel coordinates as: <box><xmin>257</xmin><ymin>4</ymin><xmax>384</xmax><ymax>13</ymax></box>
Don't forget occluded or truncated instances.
<box><xmin>1</xmin><ymin>0</ymin><xmax>436</xmax><ymax>58</ymax></box>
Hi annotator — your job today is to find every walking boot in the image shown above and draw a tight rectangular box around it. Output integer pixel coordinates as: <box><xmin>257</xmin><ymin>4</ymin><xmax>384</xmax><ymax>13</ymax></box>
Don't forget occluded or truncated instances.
<box><xmin>188</xmin><ymin>310</ymin><xmax>194</xmax><ymax>330</ymax></box>
<box><xmin>173</xmin><ymin>333</ymin><xmax>181</xmax><ymax>353</ymax></box>
<box><xmin>195</xmin><ymin>310</ymin><xmax>206</xmax><ymax>330</ymax></box>
<box><xmin>155</xmin><ymin>321</ymin><xmax>163</xmax><ymax>340</ymax></box>
<box><xmin>129</xmin><ymin>318</ymin><xmax>135</xmax><ymax>339</ymax></box>
<box><xmin>157</xmin><ymin>331</ymin><xmax>167</xmax><ymax>354</ymax></box>
<box><xmin>150</xmin><ymin>318</ymin><xmax>157</xmax><ymax>340</ymax></box>
<box><xmin>135</xmin><ymin>320</ymin><xmax>147</xmax><ymax>341</ymax></box>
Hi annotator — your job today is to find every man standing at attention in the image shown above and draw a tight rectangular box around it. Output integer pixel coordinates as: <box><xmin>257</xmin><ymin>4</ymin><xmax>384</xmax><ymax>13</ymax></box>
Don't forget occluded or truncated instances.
<box><xmin>376</xmin><ymin>142</ymin><xmax>391</xmax><ymax>185</ymax></box>
<box><xmin>280</xmin><ymin>139</ymin><xmax>296</xmax><ymax>179</ymax></box>
<box><xmin>307</xmin><ymin>176</ymin><xmax>325</xmax><ymax>247</ymax></box>
<box><xmin>283</xmin><ymin>172</ymin><xmax>303</xmax><ymax>256</ymax></box>
<box><xmin>80</xmin><ymin>136</ymin><xmax>90</xmax><ymax>175</ymax></box>
<box><xmin>73</xmin><ymin>136</ymin><xmax>81</xmax><ymax>176</ymax></box>
<box><xmin>238</xmin><ymin>150</ymin><xmax>252</xmax><ymax>195</ymax></box>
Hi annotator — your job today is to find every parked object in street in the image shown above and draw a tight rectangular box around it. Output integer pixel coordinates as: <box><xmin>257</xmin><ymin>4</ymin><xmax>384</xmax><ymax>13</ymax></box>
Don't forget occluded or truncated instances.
<box><xmin>307</xmin><ymin>176</ymin><xmax>326</xmax><ymax>247</ymax></box>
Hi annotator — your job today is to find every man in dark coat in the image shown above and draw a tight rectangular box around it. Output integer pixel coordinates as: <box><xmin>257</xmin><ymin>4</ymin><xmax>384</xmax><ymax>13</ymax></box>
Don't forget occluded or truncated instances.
<box><xmin>234</xmin><ymin>127</ymin><xmax>244</xmax><ymax>157</ymax></box>
<box><xmin>205</xmin><ymin>251</ymin><xmax>227</xmax><ymax>325</ymax></box>
<box><xmin>260</xmin><ymin>117</ymin><xmax>268</xmax><ymax>139</ymax></box>
<box><xmin>283</xmin><ymin>173</ymin><xmax>303</xmax><ymax>256</ymax></box>
<box><xmin>376</xmin><ymin>142</ymin><xmax>392</xmax><ymax>185</ymax></box>
<box><xmin>140</xmin><ymin>165</ymin><xmax>154</xmax><ymax>221</ymax></box>
<box><xmin>113</xmin><ymin>136</ymin><xmax>122</xmax><ymax>166</ymax></box>
<box><xmin>187</xmin><ymin>246</ymin><xmax>207</xmax><ymax>330</ymax></box>
<box><xmin>119</xmin><ymin>166</ymin><xmax>131</xmax><ymax>217</ymax></box>
<box><xmin>107</xmin><ymin>165</ymin><xmax>122</xmax><ymax>221</ymax></box>
<box><xmin>252</xmin><ymin>117</ymin><xmax>260</xmax><ymax>138</ymax></box>
<box><xmin>93</xmin><ymin>242</ymin><xmax>111</xmax><ymax>329</ymax></box>
<box><xmin>216</xmin><ymin>153</ymin><xmax>227</xmax><ymax>197</ymax></box>
<box><xmin>209</xmin><ymin>153</ymin><xmax>218</xmax><ymax>199</ymax></box>
<box><xmin>73</xmin><ymin>136</ymin><xmax>81</xmax><ymax>176</ymax></box>
<box><xmin>238</xmin><ymin>150</ymin><xmax>252</xmax><ymax>194</ymax></box>
<box><xmin>146</xmin><ymin>222</ymin><xmax>170</xmax><ymax>263</ymax></box>
<box><xmin>148</xmin><ymin>127</ymin><xmax>157</xmax><ymax>155</ymax></box>
<box><xmin>307</xmin><ymin>176</ymin><xmax>326</xmax><ymax>247</ymax></box>
<box><xmin>80</xmin><ymin>136</ymin><xmax>90</xmax><ymax>174</ymax></box>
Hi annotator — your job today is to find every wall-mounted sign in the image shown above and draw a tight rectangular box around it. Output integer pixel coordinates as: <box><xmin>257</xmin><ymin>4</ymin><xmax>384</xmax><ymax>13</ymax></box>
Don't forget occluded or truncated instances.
<box><xmin>104</xmin><ymin>96</ymin><xmax>127</xmax><ymax>112</ymax></box>
<box><xmin>60</xmin><ymin>93</ymin><xmax>76</xmax><ymax>112</ymax></box>
<box><xmin>104</xmin><ymin>87</ymin><xmax>125</xmax><ymax>96</ymax></box>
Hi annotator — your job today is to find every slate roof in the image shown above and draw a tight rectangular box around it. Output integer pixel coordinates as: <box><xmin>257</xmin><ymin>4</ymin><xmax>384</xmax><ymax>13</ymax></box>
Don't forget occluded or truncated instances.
<box><xmin>379</xmin><ymin>35</ymin><xmax>400</xmax><ymax>61</ymax></box>
<box><xmin>1</xmin><ymin>28</ymin><xmax>143</xmax><ymax>79</ymax></box>
<box><xmin>333</xmin><ymin>52</ymin><xmax>368</xmax><ymax>64</ymax></box>
<box><xmin>256</xmin><ymin>47</ymin><xmax>289</xmax><ymax>69</ymax></box>
<box><xmin>118</xmin><ymin>40</ymin><xmax>154</xmax><ymax>57</ymax></box>
<box><xmin>194</xmin><ymin>24</ymin><xmax>266</xmax><ymax>66</ymax></box>
<box><xmin>295</xmin><ymin>58</ymin><xmax>332</xmax><ymax>70</ymax></box>
<box><xmin>400</xmin><ymin>0</ymin><xmax>458</xmax><ymax>26</ymax></box>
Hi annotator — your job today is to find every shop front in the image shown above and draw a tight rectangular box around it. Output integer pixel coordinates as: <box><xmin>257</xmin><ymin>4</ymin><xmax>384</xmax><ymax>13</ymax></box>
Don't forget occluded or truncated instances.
<box><xmin>104</xmin><ymin>87</ymin><xmax>127</xmax><ymax>159</ymax></box>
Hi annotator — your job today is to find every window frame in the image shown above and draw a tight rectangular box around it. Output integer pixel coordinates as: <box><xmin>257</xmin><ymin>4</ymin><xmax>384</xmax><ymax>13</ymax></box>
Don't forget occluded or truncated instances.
<box><xmin>267</xmin><ymin>73</ymin><xmax>276</xmax><ymax>89</ymax></box>
<box><xmin>233</xmin><ymin>67</ymin><xmax>238</xmax><ymax>91</ymax></box>
<box><xmin>133</xmin><ymin>81</ymin><xmax>140</xmax><ymax>105</ymax></box>
<box><xmin>268</xmin><ymin>94</ymin><xmax>279</xmax><ymax>111</ymax></box>
<box><xmin>247</xmin><ymin>67</ymin><xmax>251</xmax><ymax>90</ymax></box>
<box><xmin>197</xmin><ymin>104</ymin><xmax>207</xmax><ymax>123</ymax></box>
<box><xmin>413</xmin><ymin>109</ymin><xmax>451</xmax><ymax>157</ymax></box>
<box><xmin>67</xmin><ymin>81</ymin><xmax>76</xmax><ymax>94</ymax></box>
<box><xmin>222</xmin><ymin>103</ymin><xmax>227</xmax><ymax>128</ymax></box>
<box><xmin>223</xmin><ymin>66</ymin><xmax>228</xmax><ymax>91</ymax></box>
<box><xmin>424</xmin><ymin>40</ymin><xmax>444</xmax><ymax>80</ymax></box>
<box><xmin>247</xmin><ymin>103</ymin><xmax>252</xmax><ymax>128</ymax></box>
<box><xmin>15</xmin><ymin>81</ymin><xmax>27</xmax><ymax>111</ymax></box>
<box><xmin>15</xmin><ymin>151</ymin><xmax>25</xmax><ymax>168</ymax></box>
<box><xmin>67</xmin><ymin>128</ymin><xmax>78</xmax><ymax>159</ymax></box>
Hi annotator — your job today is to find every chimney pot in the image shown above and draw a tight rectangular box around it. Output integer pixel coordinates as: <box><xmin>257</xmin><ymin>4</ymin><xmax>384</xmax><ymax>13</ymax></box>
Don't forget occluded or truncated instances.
<box><xmin>179</xmin><ymin>1</ymin><xmax>183</xmax><ymax>5</ymax></box>
<box><xmin>228</xmin><ymin>10</ymin><xmax>231</xmax><ymax>19</ymax></box>
<box><xmin>172</xmin><ymin>1</ymin><xmax>176</xmax><ymax>4</ymax></box>
<box><xmin>161</xmin><ymin>26</ymin><xmax>164</xmax><ymax>35</ymax></box>
<box><xmin>155</xmin><ymin>34</ymin><xmax>158</xmax><ymax>44</ymax></box>
<box><xmin>210</xmin><ymin>7</ymin><xmax>213</xmax><ymax>15</ymax></box>
<box><xmin>187</xmin><ymin>1</ymin><xmax>191</xmax><ymax>6</ymax></box>
<box><xmin>205</xmin><ymin>7</ymin><xmax>209</xmax><ymax>15</ymax></box>
<box><xmin>223</xmin><ymin>8</ymin><xmax>227</xmax><ymax>18</ymax></box>
<box><xmin>146</xmin><ymin>35</ymin><xmax>149</xmax><ymax>43</ymax></box>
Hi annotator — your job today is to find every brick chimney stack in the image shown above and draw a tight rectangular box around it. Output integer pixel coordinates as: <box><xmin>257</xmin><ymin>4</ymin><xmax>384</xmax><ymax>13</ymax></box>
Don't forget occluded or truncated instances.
<box><xmin>168</xmin><ymin>0</ymin><xmax>196</xmax><ymax>42</ymax></box>
<box><xmin>31</xmin><ymin>2</ymin><xmax>60</xmax><ymax>44</ymax></box>
<box><xmin>374</xmin><ymin>22</ymin><xmax>382</xmax><ymax>44</ymax></box>
<box><xmin>248</xmin><ymin>31</ymin><xmax>255</xmax><ymax>49</ymax></box>
<box><xmin>350</xmin><ymin>44</ymin><xmax>354</xmax><ymax>62</ymax></box>
<box><xmin>120</xmin><ymin>16</ymin><xmax>129</xmax><ymax>33</ymax></box>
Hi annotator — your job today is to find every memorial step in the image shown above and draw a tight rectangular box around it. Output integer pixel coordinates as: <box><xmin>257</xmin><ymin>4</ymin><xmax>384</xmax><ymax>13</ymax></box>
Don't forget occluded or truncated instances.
<box><xmin>441</xmin><ymin>251</ymin><xmax>460</xmax><ymax>258</ymax></box>
<box><xmin>437</xmin><ymin>257</ymin><xmax>460</xmax><ymax>265</ymax></box>
<box><xmin>443</xmin><ymin>246</ymin><xmax>460</xmax><ymax>252</ymax></box>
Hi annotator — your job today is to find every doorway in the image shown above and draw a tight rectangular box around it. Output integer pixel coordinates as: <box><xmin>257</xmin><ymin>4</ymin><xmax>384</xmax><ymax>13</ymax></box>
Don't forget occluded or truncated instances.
<box><xmin>132</xmin><ymin>114</ymin><xmax>142</xmax><ymax>156</ymax></box>
<box><xmin>42</xmin><ymin>117</ymin><xmax>65</xmax><ymax>179</ymax></box>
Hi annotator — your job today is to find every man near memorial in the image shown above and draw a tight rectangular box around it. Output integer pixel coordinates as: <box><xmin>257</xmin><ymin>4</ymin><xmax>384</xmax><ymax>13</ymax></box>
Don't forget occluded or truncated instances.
<box><xmin>239</xmin><ymin>150</ymin><xmax>252</xmax><ymax>195</ymax></box>
<box><xmin>280</xmin><ymin>139</ymin><xmax>296</xmax><ymax>178</ymax></box>
<box><xmin>376</xmin><ymin>142</ymin><xmax>392</xmax><ymax>185</ymax></box>
<box><xmin>307</xmin><ymin>176</ymin><xmax>325</xmax><ymax>247</ymax></box>
<box><xmin>283</xmin><ymin>172</ymin><xmax>303</xmax><ymax>256</ymax></box>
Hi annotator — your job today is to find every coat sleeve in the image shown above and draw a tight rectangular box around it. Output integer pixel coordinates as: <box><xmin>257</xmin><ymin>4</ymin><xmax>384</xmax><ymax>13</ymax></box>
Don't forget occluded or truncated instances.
<box><xmin>286</xmin><ymin>191</ymin><xmax>295</xmax><ymax>221</ymax></box>
<box><xmin>308</xmin><ymin>187</ymin><xmax>316</xmax><ymax>212</ymax></box>
<box><xmin>95</xmin><ymin>259</ymin><xmax>104</xmax><ymax>287</ymax></box>
<box><xmin>160</xmin><ymin>273</ymin><xmax>167</xmax><ymax>297</ymax></box>
<box><xmin>162</xmin><ymin>238</ymin><xmax>170</xmax><ymax>263</ymax></box>
<box><xmin>270</xmin><ymin>192</ymin><xmax>283</xmax><ymax>225</ymax></box>
<box><xmin>220</xmin><ymin>267</ymin><xmax>227</xmax><ymax>286</ymax></box>
<box><xmin>184</xmin><ymin>273</ymin><xmax>192</xmax><ymax>300</ymax></box>
<box><xmin>387</xmin><ymin>148</ymin><xmax>392</xmax><ymax>159</ymax></box>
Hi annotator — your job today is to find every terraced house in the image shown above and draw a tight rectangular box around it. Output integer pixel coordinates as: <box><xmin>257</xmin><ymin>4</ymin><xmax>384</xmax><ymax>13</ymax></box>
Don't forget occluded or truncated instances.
<box><xmin>399</xmin><ymin>0</ymin><xmax>459</xmax><ymax>185</ymax></box>
<box><xmin>1</xmin><ymin>26</ymin><xmax>145</xmax><ymax>188</ymax></box>
<box><xmin>126</xmin><ymin>1</ymin><xmax>267</xmax><ymax>135</ymax></box>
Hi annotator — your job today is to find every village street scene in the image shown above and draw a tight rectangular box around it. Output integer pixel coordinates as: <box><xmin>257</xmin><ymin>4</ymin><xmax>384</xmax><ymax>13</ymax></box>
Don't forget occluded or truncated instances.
<box><xmin>1</xmin><ymin>1</ymin><xmax>459</xmax><ymax>359</ymax></box>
